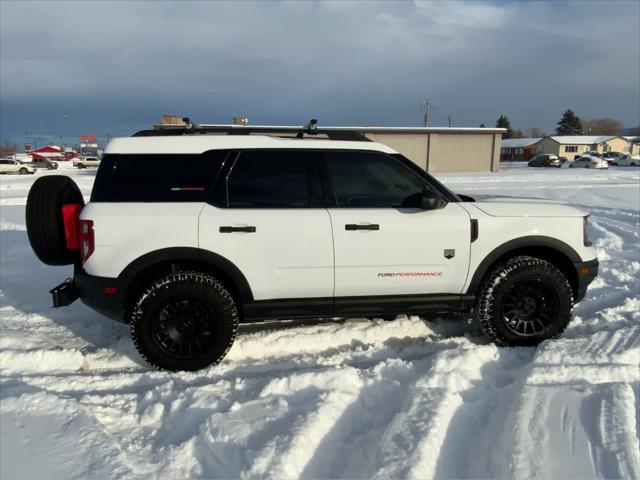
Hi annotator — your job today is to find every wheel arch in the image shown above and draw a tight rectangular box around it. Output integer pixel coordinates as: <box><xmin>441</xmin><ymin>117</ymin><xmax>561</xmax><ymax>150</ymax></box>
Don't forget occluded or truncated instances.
<box><xmin>466</xmin><ymin>236</ymin><xmax>581</xmax><ymax>299</ymax></box>
<box><xmin>118</xmin><ymin>247</ymin><xmax>253</xmax><ymax>317</ymax></box>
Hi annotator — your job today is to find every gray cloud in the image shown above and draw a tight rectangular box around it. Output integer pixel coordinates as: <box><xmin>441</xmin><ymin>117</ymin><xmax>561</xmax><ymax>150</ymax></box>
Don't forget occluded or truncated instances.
<box><xmin>1</xmin><ymin>0</ymin><xmax>638</xmax><ymax>143</ymax></box>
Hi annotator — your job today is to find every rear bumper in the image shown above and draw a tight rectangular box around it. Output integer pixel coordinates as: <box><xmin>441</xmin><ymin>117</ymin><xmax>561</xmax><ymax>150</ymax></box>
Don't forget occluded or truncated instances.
<box><xmin>50</xmin><ymin>266</ymin><xmax>125</xmax><ymax>323</ymax></box>
<box><xmin>574</xmin><ymin>258</ymin><xmax>599</xmax><ymax>302</ymax></box>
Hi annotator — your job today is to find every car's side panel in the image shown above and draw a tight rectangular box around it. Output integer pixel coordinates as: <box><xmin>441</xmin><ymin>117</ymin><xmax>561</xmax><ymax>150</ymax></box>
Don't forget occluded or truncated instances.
<box><xmin>80</xmin><ymin>203</ymin><xmax>203</xmax><ymax>278</ymax></box>
<box><xmin>328</xmin><ymin>203</ymin><xmax>472</xmax><ymax>297</ymax></box>
<box><xmin>199</xmin><ymin>206</ymin><xmax>335</xmax><ymax>300</ymax></box>
<box><xmin>459</xmin><ymin>203</ymin><xmax>597</xmax><ymax>292</ymax></box>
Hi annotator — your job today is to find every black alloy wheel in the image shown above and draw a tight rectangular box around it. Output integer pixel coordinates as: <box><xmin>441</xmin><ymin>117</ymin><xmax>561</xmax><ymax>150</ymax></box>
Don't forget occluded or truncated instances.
<box><xmin>151</xmin><ymin>295</ymin><xmax>217</xmax><ymax>358</ymax></box>
<box><xmin>129</xmin><ymin>272</ymin><xmax>239</xmax><ymax>371</ymax></box>
<box><xmin>501</xmin><ymin>279</ymin><xmax>559</xmax><ymax>336</ymax></box>
<box><xmin>475</xmin><ymin>256</ymin><xmax>573</xmax><ymax>347</ymax></box>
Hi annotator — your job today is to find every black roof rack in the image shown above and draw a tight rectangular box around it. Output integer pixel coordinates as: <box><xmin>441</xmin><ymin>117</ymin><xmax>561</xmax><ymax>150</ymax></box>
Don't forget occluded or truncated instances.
<box><xmin>132</xmin><ymin>118</ymin><xmax>371</xmax><ymax>142</ymax></box>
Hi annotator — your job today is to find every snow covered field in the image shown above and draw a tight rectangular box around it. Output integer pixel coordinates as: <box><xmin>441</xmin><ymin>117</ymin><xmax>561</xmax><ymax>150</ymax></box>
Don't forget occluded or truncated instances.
<box><xmin>1</xmin><ymin>165</ymin><xmax>639</xmax><ymax>479</ymax></box>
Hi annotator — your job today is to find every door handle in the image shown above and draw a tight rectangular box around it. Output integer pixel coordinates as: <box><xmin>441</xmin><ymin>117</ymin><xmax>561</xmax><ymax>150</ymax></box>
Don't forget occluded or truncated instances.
<box><xmin>219</xmin><ymin>226</ymin><xmax>256</xmax><ymax>233</ymax></box>
<box><xmin>345</xmin><ymin>224</ymin><xmax>380</xmax><ymax>231</ymax></box>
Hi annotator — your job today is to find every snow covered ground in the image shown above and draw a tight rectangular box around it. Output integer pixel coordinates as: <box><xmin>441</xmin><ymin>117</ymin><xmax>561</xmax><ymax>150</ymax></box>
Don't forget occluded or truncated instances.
<box><xmin>1</xmin><ymin>165</ymin><xmax>639</xmax><ymax>479</ymax></box>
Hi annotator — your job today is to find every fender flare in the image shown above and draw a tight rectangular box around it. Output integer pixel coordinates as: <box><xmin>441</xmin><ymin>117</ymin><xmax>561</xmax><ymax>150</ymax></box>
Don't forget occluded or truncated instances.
<box><xmin>465</xmin><ymin>235</ymin><xmax>581</xmax><ymax>294</ymax></box>
<box><xmin>118</xmin><ymin>247</ymin><xmax>254</xmax><ymax>302</ymax></box>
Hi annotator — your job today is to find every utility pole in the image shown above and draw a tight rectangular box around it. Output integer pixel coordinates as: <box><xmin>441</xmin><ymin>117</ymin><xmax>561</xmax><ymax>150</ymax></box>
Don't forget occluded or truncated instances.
<box><xmin>421</xmin><ymin>100</ymin><xmax>435</xmax><ymax>127</ymax></box>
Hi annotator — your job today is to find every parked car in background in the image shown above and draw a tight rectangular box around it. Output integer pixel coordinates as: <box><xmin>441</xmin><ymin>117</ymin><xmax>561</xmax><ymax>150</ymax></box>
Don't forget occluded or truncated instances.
<box><xmin>528</xmin><ymin>154</ymin><xmax>561</xmax><ymax>168</ymax></box>
<box><xmin>583</xmin><ymin>151</ymin><xmax>603</xmax><ymax>158</ymax></box>
<box><xmin>73</xmin><ymin>156</ymin><xmax>100</xmax><ymax>168</ymax></box>
<box><xmin>602</xmin><ymin>152</ymin><xmax>625</xmax><ymax>164</ymax></box>
<box><xmin>569</xmin><ymin>155</ymin><xmax>609</xmax><ymax>169</ymax></box>
<box><xmin>0</xmin><ymin>159</ymin><xmax>36</xmax><ymax>174</ymax></box>
<box><xmin>28</xmin><ymin>159</ymin><xmax>59</xmax><ymax>170</ymax></box>
<box><xmin>611</xmin><ymin>154</ymin><xmax>639</xmax><ymax>167</ymax></box>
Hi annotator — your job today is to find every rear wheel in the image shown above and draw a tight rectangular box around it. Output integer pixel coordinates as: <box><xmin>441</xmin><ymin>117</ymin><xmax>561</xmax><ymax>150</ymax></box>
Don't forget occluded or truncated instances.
<box><xmin>474</xmin><ymin>256</ymin><xmax>573</xmax><ymax>346</ymax></box>
<box><xmin>129</xmin><ymin>272</ymin><xmax>239</xmax><ymax>371</ymax></box>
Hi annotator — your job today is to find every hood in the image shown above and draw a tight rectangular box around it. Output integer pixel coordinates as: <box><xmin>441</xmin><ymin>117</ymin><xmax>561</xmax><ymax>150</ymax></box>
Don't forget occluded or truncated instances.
<box><xmin>469</xmin><ymin>195</ymin><xmax>588</xmax><ymax>218</ymax></box>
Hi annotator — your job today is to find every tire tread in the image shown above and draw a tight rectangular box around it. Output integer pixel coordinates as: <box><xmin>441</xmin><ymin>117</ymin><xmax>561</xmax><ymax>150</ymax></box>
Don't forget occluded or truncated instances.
<box><xmin>475</xmin><ymin>255</ymin><xmax>574</xmax><ymax>346</ymax></box>
<box><xmin>129</xmin><ymin>271</ymin><xmax>239</xmax><ymax>371</ymax></box>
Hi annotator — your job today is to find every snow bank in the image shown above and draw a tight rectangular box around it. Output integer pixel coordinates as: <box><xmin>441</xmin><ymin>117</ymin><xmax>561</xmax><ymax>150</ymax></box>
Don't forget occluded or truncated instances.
<box><xmin>1</xmin><ymin>166</ymin><xmax>638</xmax><ymax>479</ymax></box>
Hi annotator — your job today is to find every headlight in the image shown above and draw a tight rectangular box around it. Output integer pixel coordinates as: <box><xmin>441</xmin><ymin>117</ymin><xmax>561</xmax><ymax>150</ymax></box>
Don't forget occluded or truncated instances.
<box><xmin>583</xmin><ymin>216</ymin><xmax>591</xmax><ymax>246</ymax></box>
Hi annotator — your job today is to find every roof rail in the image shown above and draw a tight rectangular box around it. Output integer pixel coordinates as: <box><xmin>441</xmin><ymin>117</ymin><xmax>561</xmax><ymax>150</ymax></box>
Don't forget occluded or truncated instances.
<box><xmin>132</xmin><ymin>118</ymin><xmax>371</xmax><ymax>142</ymax></box>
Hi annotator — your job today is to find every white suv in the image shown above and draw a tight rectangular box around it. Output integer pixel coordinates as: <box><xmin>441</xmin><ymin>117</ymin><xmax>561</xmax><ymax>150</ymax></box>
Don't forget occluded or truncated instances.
<box><xmin>0</xmin><ymin>158</ymin><xmax>36</xmax><ymax>174</ymax></box>
<box><xmin>26</xmin><ymin>125</ymin><xmax>599</xmax><ymax>371</ymax></box>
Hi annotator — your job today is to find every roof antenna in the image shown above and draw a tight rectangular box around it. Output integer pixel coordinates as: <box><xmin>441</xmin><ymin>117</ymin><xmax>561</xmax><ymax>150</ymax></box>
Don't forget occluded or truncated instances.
<box><xmin>297</xmin><ymin>118</ymin><xmax>318</xmax><ymax>138</ymax></box>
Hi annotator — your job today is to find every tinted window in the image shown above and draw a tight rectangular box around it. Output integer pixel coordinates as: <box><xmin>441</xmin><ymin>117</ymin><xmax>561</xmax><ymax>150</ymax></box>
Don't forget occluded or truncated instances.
<box><xmin>91</xmin><ymin>152</ymin><xmax>227</xmax><ymax>202</ymax></box>
<box><xmin>325</xmin><ymin>151</ymin><xmax>428</xmax><ymax>207</ymax></box>
<box><xmin>226</xmin><ymin>150</ymin><xmax>320</xmax><ymax>207</ymax></box>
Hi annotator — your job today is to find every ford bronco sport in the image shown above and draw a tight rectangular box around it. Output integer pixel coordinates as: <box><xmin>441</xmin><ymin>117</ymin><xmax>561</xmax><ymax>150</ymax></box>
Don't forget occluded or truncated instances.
<box><xmin>26</xmin><ymin>122</ymin><xmax>599</xmax><ymax>371</ymax></box>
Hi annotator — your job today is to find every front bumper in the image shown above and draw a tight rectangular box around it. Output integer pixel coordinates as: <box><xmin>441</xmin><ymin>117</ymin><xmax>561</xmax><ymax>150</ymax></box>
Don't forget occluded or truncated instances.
<box><xmin>574</xmin><ymin>258</ymin><xmax>599</xmax><ymax>302</ymax></box>
<box><xmin>50</xmin><ymin>266</ymin><xmax>125</xmax><ymax>322</ymax></box>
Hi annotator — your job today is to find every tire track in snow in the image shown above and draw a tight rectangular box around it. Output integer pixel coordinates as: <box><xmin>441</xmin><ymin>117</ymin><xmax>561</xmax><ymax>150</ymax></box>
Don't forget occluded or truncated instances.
<box><xmin>432</xmin><ymin>348</ymin><xmax>535</xmax><ymax>479</ymax></box>
<box><xmin>299</xmin><ymin>358</ymin><xmax>433</xmax><ymax>479</ymax></box>
<box><xmin>371</xmin><ymin>344</ymin><xmax>500</xmax><ymax>479</ymax></box>
<box><xmin>509</xmin><ymin>383</ymin><xmax>639</xmax><ymax>480</ymax></box>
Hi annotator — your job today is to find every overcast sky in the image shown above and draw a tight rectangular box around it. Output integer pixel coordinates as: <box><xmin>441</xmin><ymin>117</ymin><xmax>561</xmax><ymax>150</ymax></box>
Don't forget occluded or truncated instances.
<box><xmin>1</xmin><ymin>0</ymin><xmax>638</xmax><ymax>145</ymax></box>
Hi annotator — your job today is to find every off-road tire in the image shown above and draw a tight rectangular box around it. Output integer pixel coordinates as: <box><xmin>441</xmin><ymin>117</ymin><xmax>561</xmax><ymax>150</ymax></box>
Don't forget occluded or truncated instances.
<box><xmin>26</xmin><ymin>175</ymin><xmax>84</xmax><ymax>266</ymax></box>
<box><xmin>475</xmin><ymin>256</ymin><xmax>573</xmax><ymax>347</ymax></box>
<box><xmin>129</xmin><ymin>272</ymin><xmax>239</xmax><ymax>371</ymax></box>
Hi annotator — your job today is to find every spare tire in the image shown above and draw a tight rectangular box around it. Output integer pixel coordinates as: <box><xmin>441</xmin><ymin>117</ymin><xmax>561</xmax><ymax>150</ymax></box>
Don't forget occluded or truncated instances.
<box><xmin>26</xmin><ymin>176</ymin><xmax>85</xmax><ymax>266</ymax></box>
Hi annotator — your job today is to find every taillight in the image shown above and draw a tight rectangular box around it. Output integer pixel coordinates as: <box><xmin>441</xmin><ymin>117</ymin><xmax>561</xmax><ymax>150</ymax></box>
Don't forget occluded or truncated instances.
<box><xmin>78</xmin><ymin>220</ymin><xmax>94</xmax><ymax>263</ymax></box>
<box><xmin>62</xmin><ymin>204</ymin><xmax>82</xmax><ymax>250</ymax></box>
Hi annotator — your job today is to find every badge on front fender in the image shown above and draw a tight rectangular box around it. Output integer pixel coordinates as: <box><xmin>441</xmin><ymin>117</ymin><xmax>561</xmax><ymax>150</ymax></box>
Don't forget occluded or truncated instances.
<box><xmin>444</xmin><ymin>249</ymin><xmax>455</xmax><ymax>259</ymax></box>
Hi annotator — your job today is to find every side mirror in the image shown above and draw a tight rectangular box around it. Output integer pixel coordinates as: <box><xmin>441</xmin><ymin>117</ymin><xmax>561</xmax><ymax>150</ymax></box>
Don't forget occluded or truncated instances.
<box><xmin>420</xmin><ymin>190</ymin><xmax>447</xmax><ymax>210</ymax></box>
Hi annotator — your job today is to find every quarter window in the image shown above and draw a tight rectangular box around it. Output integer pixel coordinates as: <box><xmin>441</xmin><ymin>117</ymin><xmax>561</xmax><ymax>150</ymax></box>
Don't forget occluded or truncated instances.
<box><xmin>91</xmin><ymin>152</ymin><xmax>227</xmax><ymax>202</ymax></box>
<box><xmin>325</xmin><ymin>151</ymin><xmax>428</xmax><ymax>208</ymax></box>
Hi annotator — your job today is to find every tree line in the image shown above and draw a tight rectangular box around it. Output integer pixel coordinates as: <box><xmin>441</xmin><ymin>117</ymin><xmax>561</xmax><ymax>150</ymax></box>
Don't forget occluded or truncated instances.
<box><xmin>489</xmin><ymin>111</ymin><xmax>636</xmax><ymax>139</ymax></box>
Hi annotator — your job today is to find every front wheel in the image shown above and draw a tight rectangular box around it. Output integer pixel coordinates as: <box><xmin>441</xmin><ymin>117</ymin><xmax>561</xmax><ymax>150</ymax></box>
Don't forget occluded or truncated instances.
<box><xmin>129</xmin><ymin>272</ymin><xmax>239</xmax><ymax>371</ymax></box>
<box><xmin>19</xmin><ymin>167</ymin><xmax>28</xmax><ymax>174</ymax></box>
<box><xmin>474</xmin><ymin>256</ymin><xmax>573</xmax><ymax>346</ymax></box>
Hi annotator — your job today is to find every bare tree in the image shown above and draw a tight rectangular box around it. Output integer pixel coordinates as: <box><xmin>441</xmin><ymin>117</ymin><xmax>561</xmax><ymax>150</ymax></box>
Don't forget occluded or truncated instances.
<box><xmin>0</xmin><ymin>143</ymin><xmax>18</xmax><ymax>157</ymax></box>
<box><xmin>528</xmin><ymin>127</ymin><xmax>547</xmax><ymax>138</ymax></box>
<box><xmin>582</xmin><ymin>118</ymin><xmax>624</xmax><ymax>136</ymax></box>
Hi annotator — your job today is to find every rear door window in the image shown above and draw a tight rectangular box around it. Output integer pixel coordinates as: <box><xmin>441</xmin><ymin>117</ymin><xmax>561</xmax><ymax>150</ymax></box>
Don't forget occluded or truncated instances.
<box><xmin>91</xmin><ymin>151</ymin><xmax>228</xmax><ymax>202</ymax></box>
<box><xmin>225</xmin><ymin>150</ymin><xmax>322</xmax><ymax>208</ymax></box>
